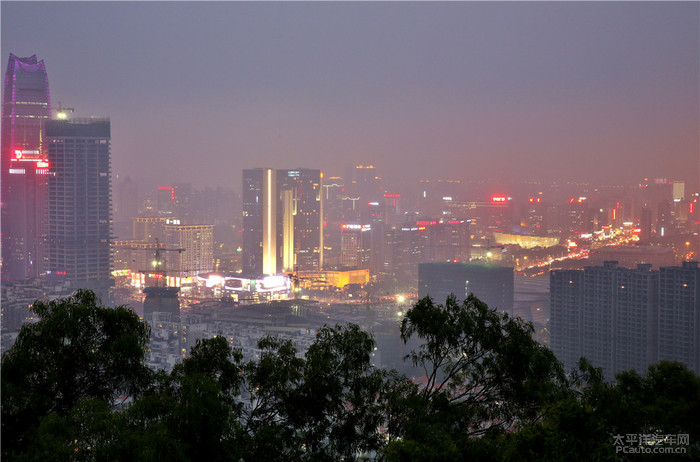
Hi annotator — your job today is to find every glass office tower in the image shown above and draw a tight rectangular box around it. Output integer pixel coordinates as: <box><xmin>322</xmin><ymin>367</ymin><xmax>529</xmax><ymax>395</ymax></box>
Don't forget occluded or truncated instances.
<box><xmin>1</xmin><ymin>54</ymin><xmax>51</xmax><ymax>280</ymax></box>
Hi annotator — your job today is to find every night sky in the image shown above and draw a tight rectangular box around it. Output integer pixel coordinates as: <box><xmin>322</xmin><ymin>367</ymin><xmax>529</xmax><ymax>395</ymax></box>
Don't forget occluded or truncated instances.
<box><xmin>2</xmin><ymin>2</ymin><xmax>698</xmax><ymax>192</ymax></box>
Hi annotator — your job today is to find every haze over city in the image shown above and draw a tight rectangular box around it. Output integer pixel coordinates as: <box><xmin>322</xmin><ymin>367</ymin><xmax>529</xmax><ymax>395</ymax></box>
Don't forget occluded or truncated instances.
<box><xmin>3</xmin><ymin>3</ymin><xmax>700</xmax><ymax>459</ymax></box>
<box><xmin>3</xmin><ymin>1</ymin><xmax>698</xmax><ymax>192</ymax></box>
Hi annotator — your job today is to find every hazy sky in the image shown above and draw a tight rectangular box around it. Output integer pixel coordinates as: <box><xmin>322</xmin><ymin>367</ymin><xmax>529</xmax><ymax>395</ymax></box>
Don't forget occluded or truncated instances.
<box><xmin>2</xmin><ymin>2</ymin><xmax>698</xmax><ymax>192</ymax></box>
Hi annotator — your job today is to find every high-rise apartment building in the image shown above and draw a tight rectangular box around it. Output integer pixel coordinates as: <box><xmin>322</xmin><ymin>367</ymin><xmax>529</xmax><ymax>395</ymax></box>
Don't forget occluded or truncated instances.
<box><xmin>551</xmin><ymin>261</ymin><xmax>699</xmax><ymax>379</ymax></box>
<box><xmin>1</xmin><ymin>54</ymin><xmax>51</xmax><ymax>281</ymax></box>
<box><xmin>657</xmin><ymin>261</ymin><xmax>700</xmax><ymax>374</ymax></box>
<box><xmin>582</xmin><ymin>262</ymin><xmax>657</xmax><ymax>378</ymax></box>
<box><xmin>242</xmin><ymin>168</ymin><xmax>323</xmax><ymax>276</ymax></box>
<box><xmin>549</xmin><ymin>269</ymin><xmax>586</xmax><ymax>371</ymax></box>
<box><xmin>45</xmin><ymin>118</ymin><xmax>113</xmax><ymax>299</ymax></box>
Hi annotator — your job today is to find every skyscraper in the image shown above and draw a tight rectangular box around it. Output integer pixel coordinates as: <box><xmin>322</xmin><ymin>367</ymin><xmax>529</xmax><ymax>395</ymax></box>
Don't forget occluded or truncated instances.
<box><xmin>242</xmin><ymin>168</ymin><xmax>275</xmax><ymax>275</ymax></box>
<box><xmin>1</xmin><ymin>54</ymin><xmax>51</xmax><ymax>281</ymax></box>
<box><xmin>45</xmin><ymin>118</ymin><xmax>113</xmax><ymax>299</ymax></box>
<box><xmin>277</xmin><ymin>169</ymin><xmax>323</xmax><ymax>272</ymax></box>
<box><xmin>242</xmin><ymin>168</ymin><xmax>323</xmax><ymax>276</ymax></box>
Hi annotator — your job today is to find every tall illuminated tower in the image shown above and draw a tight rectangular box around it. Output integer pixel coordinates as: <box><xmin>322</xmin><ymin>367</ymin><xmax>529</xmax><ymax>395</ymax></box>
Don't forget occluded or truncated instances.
<box><xmin>277</xmin><ymin>168</ymin><xmax>323</xmax><ymax>272</ymax></box>
<box><xmin>242</xmin><ymin>168</ymin><xmax>323</xmax><ymax>276</ymax></box>
<box><xmin>242</xmin><ymin>168</ymin><xmax>276</xmax><ymax>275</ymax></box>
<box><xmin>1</xmin><ymin>54</ymin><xmax>51</xmax><ymax>281</ymax></box>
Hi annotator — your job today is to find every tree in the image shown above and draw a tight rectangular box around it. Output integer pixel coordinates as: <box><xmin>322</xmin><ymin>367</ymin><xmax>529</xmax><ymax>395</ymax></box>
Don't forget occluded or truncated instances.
<box><xmin>242</xmin><ymin>324</ymin><xmax>391</xmax><ymax>460</ymax></box>
<box><xmin>500</xmin><ymin>359</ymin><xmax>700</xmax><ymax>461</ymax></box>
<box><xmin>167</xmin><ymin>336</ymin><xmax>245</xmax><ymax>461</ymax></box>
<box><xmin>1</xmin><ymin>290</ymin><xmax>152</xmax><ymax>458</ymax></box>
<box><xmin>387</xmin><ymin>294</ymin><xmax>567</xmax><ymax>459</ymax></box>
<box><xmin>8</xmin><ymin>289</ymin><xmax>696</xmax><ymax>461</ymax></box>
<box><xmin>241</xmin><ymin>336</ymin><xmax>306</xmax><ymax>460</ymax></box>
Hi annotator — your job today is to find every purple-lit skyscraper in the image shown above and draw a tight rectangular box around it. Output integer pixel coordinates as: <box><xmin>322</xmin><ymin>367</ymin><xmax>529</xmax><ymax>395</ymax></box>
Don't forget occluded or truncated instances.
<box><xmin>1</xmin><ymin>54</ymin><xmax>51</xmax><ymax>281</ymax></box>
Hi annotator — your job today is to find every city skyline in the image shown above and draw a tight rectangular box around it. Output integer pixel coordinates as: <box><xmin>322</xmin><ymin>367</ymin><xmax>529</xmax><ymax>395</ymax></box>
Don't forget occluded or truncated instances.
<box><xmin>2</xmin><ymin>2</ymin><xmax>697</xmax><ymax>192</ymax></box>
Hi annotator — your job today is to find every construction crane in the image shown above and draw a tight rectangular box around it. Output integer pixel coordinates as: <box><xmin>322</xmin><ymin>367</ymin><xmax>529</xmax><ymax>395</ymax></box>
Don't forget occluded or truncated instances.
<box><xmin>130</xmin><ymin>238</ymin><xmax>186</xmax><ymax>286</ymax></box>
<box><xmin>128</xmin><ymin>239</ymin><xmax>186</xmax><ymax>318</ymax></box>
<box><xmin>56</xmin><ymin>102</ymin><xmax>74</xmax><ymax>119</ymax></box>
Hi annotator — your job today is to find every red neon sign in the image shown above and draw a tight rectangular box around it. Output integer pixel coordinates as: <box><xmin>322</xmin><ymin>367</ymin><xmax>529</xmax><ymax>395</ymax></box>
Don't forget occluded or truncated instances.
<box><xmin>384</xmin><ymin>194</ymin><xmax>401</xmax><ymax>198</ymax></box>
<box><xmin>36</xmin><ymin>161</ymin><xmax>49</xmax><ymax>168</ymax></box>
<box><xmin>491</xmin><ymin>196</ymin><xmax>507</xmax><ymax>203</ymax></box>
<box><xmin>158</xmin><ymin>186</ymin><xmax>175</xmax><ymax>200</ymax></box>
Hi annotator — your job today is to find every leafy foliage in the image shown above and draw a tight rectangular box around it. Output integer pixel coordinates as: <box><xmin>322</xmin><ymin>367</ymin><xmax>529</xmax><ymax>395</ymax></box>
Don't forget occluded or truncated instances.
<box><xmin>387</xmin><ymin>294</ymin><xmax>567</xmax><ymax>459</ymax></box>
<box><xmin>241</xmin><ymin>324</ymin><xmax>390</xmax><ymax>460</ymax></box>
<box><xmin>1</xmin><ymin>289</ymin><xmax>151</xmax><ymax>458</ymax></box>
<box><xmin>3</xmin><ymin>290</ymin><xmax>698</xmax><ymax>461</ymax></box>
<box><xmin>499</xmin><ymin>358</ymin><xmax>700</xmax><ymax>461</ymax></box>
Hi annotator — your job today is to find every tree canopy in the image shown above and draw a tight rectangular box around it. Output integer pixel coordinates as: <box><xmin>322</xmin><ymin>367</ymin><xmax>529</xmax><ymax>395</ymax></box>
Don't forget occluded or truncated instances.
<box><xmin>2</xmin><ymin>290</ymin><xmax>698</xmax><ymax>460</ymax></box>
<box><xmin>1</xmin><ymin>289</ymin><xmax>152</xmax><ymax>458</ymax></box>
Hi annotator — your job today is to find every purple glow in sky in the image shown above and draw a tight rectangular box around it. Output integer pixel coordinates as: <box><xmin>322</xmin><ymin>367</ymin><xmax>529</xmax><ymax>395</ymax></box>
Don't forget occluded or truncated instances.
<box><xmin>2</xmin><ymin>2</ymin><xmax>698</xmax><ymax>192</ymax></box>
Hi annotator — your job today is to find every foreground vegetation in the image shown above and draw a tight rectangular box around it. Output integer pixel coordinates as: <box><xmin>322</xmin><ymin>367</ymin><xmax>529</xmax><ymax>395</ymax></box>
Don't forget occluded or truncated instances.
<box><xmin>2</xmin><ymin>290</ymin><xmax>698</xmax><ymax>461</ymax></box>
